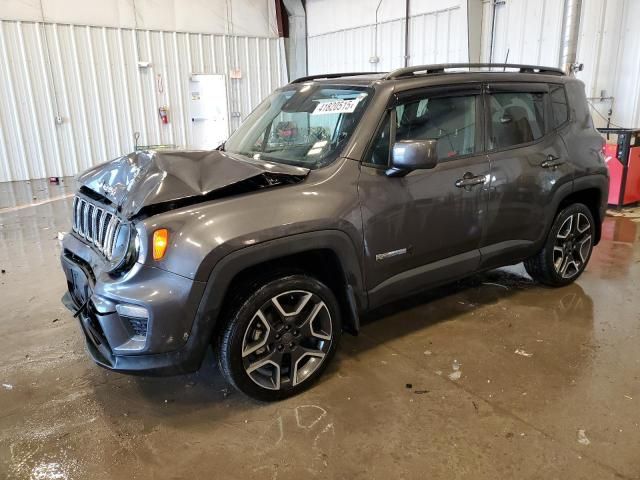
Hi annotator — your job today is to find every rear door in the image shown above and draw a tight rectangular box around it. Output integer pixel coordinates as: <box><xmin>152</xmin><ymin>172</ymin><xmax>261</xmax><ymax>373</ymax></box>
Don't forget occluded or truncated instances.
<box><xmin>481</xmin><ymin>82</ymin><xmax>574</xmax><ymax>268</ymax></box>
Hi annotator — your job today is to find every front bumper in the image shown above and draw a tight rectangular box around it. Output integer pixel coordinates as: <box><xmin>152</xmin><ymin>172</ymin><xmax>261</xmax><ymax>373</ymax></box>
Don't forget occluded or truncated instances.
<box><xmin>61</xmin><ymin>232</ymin><xmax>209</xmax><ymax>375</ymax></box>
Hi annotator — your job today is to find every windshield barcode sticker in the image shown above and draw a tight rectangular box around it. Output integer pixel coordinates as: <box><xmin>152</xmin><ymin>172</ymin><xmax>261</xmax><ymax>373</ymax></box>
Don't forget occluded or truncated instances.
<box><xmin>312</xmin><ymin>99</ymin><xmax>360</xmax><ymax>115</ymax></box>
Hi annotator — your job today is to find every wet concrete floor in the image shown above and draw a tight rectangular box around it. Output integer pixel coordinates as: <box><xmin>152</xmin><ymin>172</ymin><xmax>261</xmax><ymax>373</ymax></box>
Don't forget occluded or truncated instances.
<box><xmin>1</xmin><ymin>185</ymin><xmax>639</xmax><ymax>479</ymax></box>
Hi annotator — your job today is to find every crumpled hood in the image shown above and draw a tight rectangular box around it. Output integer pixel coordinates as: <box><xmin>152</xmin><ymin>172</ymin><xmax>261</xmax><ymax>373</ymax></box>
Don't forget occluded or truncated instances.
<box><xmin>77</xmin><ymin>149</ymin><xmax>310</xmax><ymax>218</ymax></box>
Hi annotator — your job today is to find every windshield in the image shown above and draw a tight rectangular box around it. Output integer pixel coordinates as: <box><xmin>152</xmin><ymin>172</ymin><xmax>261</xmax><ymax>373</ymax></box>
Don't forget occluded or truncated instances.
<box><xmin>223</xmin><ymin>84</ymin><xmax>371</xmax><ymax>169</ymax></box>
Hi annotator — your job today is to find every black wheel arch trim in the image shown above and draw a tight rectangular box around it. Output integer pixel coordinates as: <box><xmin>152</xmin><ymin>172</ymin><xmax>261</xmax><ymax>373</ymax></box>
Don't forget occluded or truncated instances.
<box><xmin>572</xmin><ymin>173</ymin><xmax>608</xmax><ymax>245</ymax></box>
<box><xmin>189</xmin><ymin>230</ymin><xmax>366</xmax><ymax>366</ymax></box>
<box><xmin>538</xmin><ymin>180</ymin><xmax>574</xmax><ymax>250</ymax></box>
<box><xmin>538</xmin><ymin>174</ymin><xmax>607</xmax><ymax>251</ymax></box>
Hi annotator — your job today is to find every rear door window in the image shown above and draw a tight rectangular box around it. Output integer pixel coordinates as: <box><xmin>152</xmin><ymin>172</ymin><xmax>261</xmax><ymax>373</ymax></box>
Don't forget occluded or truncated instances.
<box><xmin>488</xmin><ymin>91</ymin><xmax>546</xmax><ymax>150</ymax></box>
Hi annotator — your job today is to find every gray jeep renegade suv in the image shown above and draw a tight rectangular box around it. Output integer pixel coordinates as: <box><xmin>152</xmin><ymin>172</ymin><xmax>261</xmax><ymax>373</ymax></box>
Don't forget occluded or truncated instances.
<box><xmin>61</xmin><ymin>63</ymin><xmax>608</xmax><ymax>401</ymax></box>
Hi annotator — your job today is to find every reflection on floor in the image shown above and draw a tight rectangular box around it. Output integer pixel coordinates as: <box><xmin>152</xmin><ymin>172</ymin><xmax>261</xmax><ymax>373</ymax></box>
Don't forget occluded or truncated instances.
<box><xmin>0</xmin><ymin>187</ymin><xmax>639</xmax><ymax>479</ymax></box>
<box><xmin>0</xmin><ymin>177</ymin><xmax>76</xmax><ymax>211</ymax></box>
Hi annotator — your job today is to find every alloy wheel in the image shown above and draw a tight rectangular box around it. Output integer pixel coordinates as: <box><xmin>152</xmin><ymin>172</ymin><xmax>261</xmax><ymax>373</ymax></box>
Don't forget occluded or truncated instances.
<box><xmin>241</xmin><ymin>290</ymin><xmax>333</xmax><ymax>391</ymax></box>
<box><xmin>553</xmin><ymin>212</ymin><xmax>593</xmax><ymax>279</ymax></box>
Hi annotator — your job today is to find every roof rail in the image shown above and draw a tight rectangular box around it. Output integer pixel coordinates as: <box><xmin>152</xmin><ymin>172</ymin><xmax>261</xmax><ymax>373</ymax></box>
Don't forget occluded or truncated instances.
<box><xmin>384</xmin><ymin>63</ymin><xmax>565</xmax><ymax>80</ymax></box>
<box><xmin>291</xmin><ymin>72</ymin><xmax>379</xmax><ymax>84</ymax></box>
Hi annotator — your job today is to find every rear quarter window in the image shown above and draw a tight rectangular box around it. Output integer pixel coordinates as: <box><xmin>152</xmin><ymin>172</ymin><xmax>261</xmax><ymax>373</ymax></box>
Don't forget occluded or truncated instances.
<box><xmin>550</xmin><ymin>84</ymin><xmax>569</xmax><ymax>128</ymax></box>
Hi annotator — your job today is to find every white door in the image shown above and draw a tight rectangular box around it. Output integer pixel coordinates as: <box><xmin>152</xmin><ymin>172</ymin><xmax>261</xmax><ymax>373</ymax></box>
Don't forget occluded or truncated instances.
<box><xmin>189</xmin><ymin>74</ymin><xmax>229</xmax><ymax>149</ymax></box>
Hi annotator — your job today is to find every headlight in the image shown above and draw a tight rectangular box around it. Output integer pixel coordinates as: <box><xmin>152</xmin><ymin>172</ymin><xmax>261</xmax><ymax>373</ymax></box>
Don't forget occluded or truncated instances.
<box><xmin>108</xmin><ymin>223</ymin><xmax>139</xmax><ymax>274</ymax></box>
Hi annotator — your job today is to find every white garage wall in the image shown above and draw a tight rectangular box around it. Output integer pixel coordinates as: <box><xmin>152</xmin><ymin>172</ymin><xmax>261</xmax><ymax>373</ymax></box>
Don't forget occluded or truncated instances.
<box><xmin>306</xmin><ymin>0</ymin><xmax>468</xmax><ymax>75</ymax></box>
<box><xmin>479</xmin><ymin>0</ymin><xmax>564</xmax><ymax>66</ymax></box>
<box><xmin>482</xmin><ymin>0</ymin><xmax>640</xmax><ymax>128</ymax></box>
<box><xmin>0</xmin><ymin>21</ymin><xmax>287</xmax><ymax>182</ymax></box>
<box><xmin>576</xmin><ymin>0</ymin><xmax>640</xmax><ymax>129</ymax></box>
<box><xmin>307</xmin><ymin>0</ymin><xmax>640</xmax><ymax>129</ymax></box>
<box><xmin>0</xmin><ymin>1</ymin><xmax>286</xmax><ymax>182</ymax></box>
<box><xmin>1</xmin><ymin>0</ymin><xmax>279</xmax><ymax>37</ymax></box>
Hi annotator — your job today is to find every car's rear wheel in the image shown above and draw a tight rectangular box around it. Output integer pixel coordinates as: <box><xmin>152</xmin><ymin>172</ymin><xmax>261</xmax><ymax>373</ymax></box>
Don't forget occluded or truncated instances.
<box><xmin>524</xmin><ymin>203</ymin><xmax>595</xmax><ymax>287</ymax></box>
<box><xmin>217</xmin><ymin>274</ymin><xmax>341</xmax><ymax>401</ymax></box>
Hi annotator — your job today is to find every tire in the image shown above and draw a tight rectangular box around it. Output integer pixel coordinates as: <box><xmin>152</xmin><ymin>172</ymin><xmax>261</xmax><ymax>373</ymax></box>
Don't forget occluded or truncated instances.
<box><xmin>524</xmin><ymin>203</ymin><xmax>595</xmax><ymax>287</ymax></box>
<box><xmin>217</xmin><ymin>274</ymin><xmax>342</xmax><ymax>401</ymax></box>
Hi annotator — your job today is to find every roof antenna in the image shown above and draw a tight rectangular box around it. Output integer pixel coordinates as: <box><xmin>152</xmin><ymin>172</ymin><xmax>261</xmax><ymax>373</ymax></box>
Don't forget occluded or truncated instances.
<box><xmin>503</xmin><ymin>49</ymin><xmax>510</xmax><ymax>71</ymax></box>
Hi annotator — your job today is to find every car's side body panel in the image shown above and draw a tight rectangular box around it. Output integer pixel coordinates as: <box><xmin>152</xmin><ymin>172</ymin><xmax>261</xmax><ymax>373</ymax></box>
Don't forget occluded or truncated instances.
<box><xmin>359</xmin><ymin>153</ymin><xmax>489</xmax><ymax>284</ymax></box>
<box><xmin>561</xmin><ymin>81</ymin><xmax>607</xmax><ymax>180</ymax></box>
<box><xmin>138</xmin><ymin>158</ymin><xmax>365</xmax><ymax>283</ymax></box>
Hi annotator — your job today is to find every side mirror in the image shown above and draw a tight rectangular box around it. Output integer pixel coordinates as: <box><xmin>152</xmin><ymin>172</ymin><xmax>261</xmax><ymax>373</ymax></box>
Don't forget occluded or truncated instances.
<box><xmin>387</xmin><ymin>139</ymin><xmax>438</xmax><ymax>177</ymax></box>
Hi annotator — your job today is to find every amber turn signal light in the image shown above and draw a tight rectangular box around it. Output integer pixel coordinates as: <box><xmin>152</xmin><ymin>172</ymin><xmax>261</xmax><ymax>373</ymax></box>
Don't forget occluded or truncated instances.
<box><xmin>152</xmin><ymin>228</ymin><xmax>169</xmax><ymax>260</ymax></box>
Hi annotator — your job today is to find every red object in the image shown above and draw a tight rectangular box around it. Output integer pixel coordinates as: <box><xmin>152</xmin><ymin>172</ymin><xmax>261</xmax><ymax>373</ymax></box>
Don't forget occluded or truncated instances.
<box><xmin>601</xmin><ymin>129</ymin><xmax>640</xmax><ymax>207</ymax></box>
<box><xmin>626</xmin><ymin>146</ymin><xmax>640</xmax><ymax>203</ymax></box>
<box><xmin>49</xmin><ymin>176</ymin><xmax>59</xmax><ymax>184</ymax></box>
<box><xmin>605</xmin><ymin>143</ymin><xmax>622</xmax><ymax>205</ymax></box>
<box><xmin>158</xmin><ymin>106</ymin><xmax>169</xmax><ymax>124</ymax></box>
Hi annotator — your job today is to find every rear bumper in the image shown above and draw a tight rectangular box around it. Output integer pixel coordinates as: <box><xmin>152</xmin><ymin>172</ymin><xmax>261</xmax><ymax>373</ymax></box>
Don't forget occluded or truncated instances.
<box><xmin>61</xmin><ymin>233</ymin><xmax>209</xmax><ymax>375</ymax></box>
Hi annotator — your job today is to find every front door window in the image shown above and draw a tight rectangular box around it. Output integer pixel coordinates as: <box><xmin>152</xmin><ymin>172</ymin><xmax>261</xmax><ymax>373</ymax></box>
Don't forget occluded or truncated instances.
<box><xmin>395</xmin><ymin>95</ymin><xmax>478</xmax><ymax>160</ymax></box>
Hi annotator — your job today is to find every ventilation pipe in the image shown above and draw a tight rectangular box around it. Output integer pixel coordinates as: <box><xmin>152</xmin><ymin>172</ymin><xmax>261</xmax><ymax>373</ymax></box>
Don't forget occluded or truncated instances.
<box><xmin>466</xmin><ymin>0</ymin><xmax>484</xmax><ymax>63</ymax></box>
<box><xmin>404</xmin><ymin>0</ymin><xmax>410</xmax><ymax>67</ymax></box>
<box><xmin>282</xmin><ymin>0</ymin><xmax>307</xmax><ymax>81</ymax></box>
<box><xmin>559</xmin><ymin>0</ymin><xmax>583</xmax><ymax>75</ymax></box>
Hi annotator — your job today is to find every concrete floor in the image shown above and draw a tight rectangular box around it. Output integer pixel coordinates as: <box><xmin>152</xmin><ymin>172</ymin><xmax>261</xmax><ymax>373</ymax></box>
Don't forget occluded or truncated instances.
<box><xmin>1</xmin><ymin>182</ymin><xmax>639</xmax><ymax>480</ymax></box>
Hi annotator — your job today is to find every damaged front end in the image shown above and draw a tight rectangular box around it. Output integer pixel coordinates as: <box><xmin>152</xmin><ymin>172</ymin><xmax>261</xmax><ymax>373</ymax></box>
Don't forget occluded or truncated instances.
<box><xmin>67</xmin><ymin>149</ymin><xmax>309</xmax><ymax>281</ymax></box>
<box><xmin>60</xmin><ymin>149</ymin><xmax>309</xmax><ymax>373</ymax></box>
<box><xmin>77</xmin><ymin>149</ymin><xmax>309</xmax><ymax>220</ymax></box>
<box><xmin>70</xmin><ymin>149</ymin><xmax>308</xmax><ymax>274</ymax></box>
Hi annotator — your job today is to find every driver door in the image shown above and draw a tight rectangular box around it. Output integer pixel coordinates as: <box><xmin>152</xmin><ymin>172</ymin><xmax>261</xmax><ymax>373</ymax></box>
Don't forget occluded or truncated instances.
<box><xmin>359</xmin><ymin>85</ymin><xmax>490</xmax><ymax>308</ymax></box>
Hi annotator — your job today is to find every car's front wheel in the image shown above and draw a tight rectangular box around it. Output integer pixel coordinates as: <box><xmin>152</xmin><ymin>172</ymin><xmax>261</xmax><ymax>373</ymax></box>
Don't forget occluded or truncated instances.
<box><xmin>524</xmin><ymin>203</ymin><xmax>595</xmax><ymax>287</ymax></box>
<box><xmin>217</xmin><ymin>274</ymin><xmax>341</xmax><ymax>401</ymax></box>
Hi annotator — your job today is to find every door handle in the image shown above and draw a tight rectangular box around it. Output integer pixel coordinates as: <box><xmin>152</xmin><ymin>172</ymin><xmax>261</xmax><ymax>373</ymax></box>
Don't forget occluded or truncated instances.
<box><xmin>541</xmin><ymin>155</ymin><xmax>564</xmax><ymax>169</ymax></box>
<box><xmin>455</xmin><ymin>173</ymin><xmax>487</xmax><ymax>189</ymax></box>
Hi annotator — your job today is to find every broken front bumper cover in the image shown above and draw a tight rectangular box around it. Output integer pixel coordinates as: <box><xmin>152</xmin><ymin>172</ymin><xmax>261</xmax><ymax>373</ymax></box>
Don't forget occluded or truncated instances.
<box><xmin>63</xmin><ymin>290</ymin><xmax>205</xmax><ymax>374</ymax></box>
<box><xmin>60</xmin><ymin>232</ymin><xmax>209</xmax><ymax>375</ymax></box>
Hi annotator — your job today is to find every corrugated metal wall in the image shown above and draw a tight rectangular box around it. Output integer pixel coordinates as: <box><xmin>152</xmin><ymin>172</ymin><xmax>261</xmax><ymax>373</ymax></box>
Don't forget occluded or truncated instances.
<box><xmin>576</xmin><ymin>0</ymin><xmax>640</xmax><ymax>129</ymax></box>
<box><xmin>308</xmin><ymin>0</ymin><xmax>640</xmax><ymax>130</ymax></box>
<box><xmin>483</xmin><ymin>0</ymin><xmax>640</xmax><ymax>129</ymax></box>
<box><xmin>307</xmin><ymin>6</ymin><xmax>467</xmax><ymax>74</ymax></box>
<box><xmin>0</xmin><ymin>20</ymin><xmax>287</xmax><ymax>182</ymax></box>
<box><xmin>480</xmin><ymin>0</ymin><xmax>564</xmax><ymax>66</ymax></box>
<box><xmin>4</xmin><ymin>1</ymin><xmax>640</xmax><ymax>182</ymax></box>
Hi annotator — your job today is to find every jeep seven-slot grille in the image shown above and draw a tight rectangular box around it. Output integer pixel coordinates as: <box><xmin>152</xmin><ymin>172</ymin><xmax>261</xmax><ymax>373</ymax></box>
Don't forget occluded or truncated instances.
<box><xmin>72</xmin><ymin>196</ymin><xmax>121</xmax><ymax>260</ymax></box>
